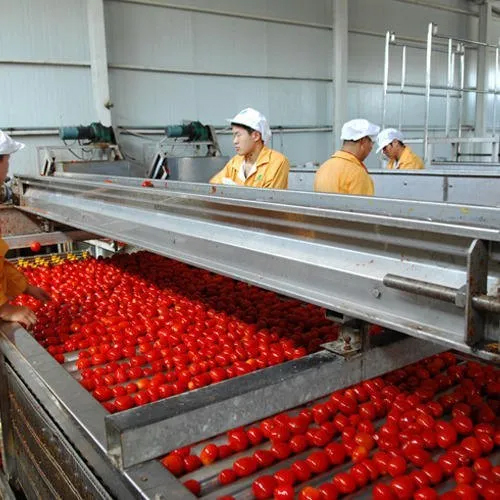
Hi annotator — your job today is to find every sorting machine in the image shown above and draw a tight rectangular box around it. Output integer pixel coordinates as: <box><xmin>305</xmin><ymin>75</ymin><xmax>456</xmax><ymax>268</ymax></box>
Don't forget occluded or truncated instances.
<box><xmin>0</xmin><ymin>172</ymin><xmax>499</xmax><ymax>499</ymax></box>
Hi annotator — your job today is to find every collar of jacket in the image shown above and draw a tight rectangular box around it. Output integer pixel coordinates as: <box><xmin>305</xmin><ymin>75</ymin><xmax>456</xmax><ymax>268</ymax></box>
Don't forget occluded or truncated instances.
<box><xmin>332</xmin><ymin>150</ymin><xmax>369</xmax><ymax>173</ymax></box>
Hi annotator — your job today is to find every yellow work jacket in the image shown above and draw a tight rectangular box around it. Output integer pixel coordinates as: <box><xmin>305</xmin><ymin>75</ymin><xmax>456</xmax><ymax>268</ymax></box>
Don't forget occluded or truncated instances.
<box><xmin>387</xmin><ymin>146</ymin><xmax>424</xmax><ymax>170</ymax></box>
<box><xmin>210</xmin><ymin>146</ymin><xmax>289</xmax><ymax>189</ymax></box>
<box><xmin>0</xmin><ymin>237</ymin><xmax>27</xmax><ymax>306</ymax></box>
<box><xmin>314</xmin><ymin>150</ymin><xmax>374</xmax><ymax>196</ymax></box>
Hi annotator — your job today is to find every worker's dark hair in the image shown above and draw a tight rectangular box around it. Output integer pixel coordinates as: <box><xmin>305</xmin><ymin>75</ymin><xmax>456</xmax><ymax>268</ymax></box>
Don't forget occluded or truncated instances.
<box><xmin>395</xmin><ymin>140</ymin><xmax>405</xmax><ymax>147</ymax></box>
<box><xmin>231</xmin><ymin>122</ymin><xmax>257</xmax><ymax>136</ymax></box>
<box><xmin>0</xmin><ymin>155</ymin><xmax>5</xmax><ymax>161</ymax></box>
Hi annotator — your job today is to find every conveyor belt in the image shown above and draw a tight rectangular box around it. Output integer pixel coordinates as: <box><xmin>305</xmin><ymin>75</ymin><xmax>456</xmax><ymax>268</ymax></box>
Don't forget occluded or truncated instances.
<box><xmin>14</xmin><ymin>173</ymin><xmax>500</xmax><ymax>360</ymax></box>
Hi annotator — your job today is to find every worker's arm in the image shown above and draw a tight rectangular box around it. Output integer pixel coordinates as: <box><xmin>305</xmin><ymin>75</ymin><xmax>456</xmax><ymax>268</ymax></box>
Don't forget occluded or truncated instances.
<box><xmin>264</xmin><ymin>158</ymin><xmax>290</xmax><ymax>189</ymax></box>
<box><xmin>209</xmin><ymin>158</ymin><xmax>234</xmax><ymax>184</ymax></box>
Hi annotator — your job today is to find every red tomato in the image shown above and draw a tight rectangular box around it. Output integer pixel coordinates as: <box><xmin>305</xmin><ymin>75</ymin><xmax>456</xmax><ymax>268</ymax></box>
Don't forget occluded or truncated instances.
<box><xmin>252</xmin><ymin>475</ymin><xmax>277</xmax><ymax>499</ymax></box>
<box><xmin>306</xmin><ymin>451</ymin><xmax>330</xmax><ymax>474</ymax></box>
<box><xmin>372</xmin><ymin>483</ymin><xmax>397</xmax><ymax>499</ymax></box>
<box><xmin>350</xmin><ymin>463</ymin><xmax>370</xmax><ymax>488</ymax></box>
<box><xmin>298</xmin><ymin>486</ymin><xmax>322</xmax><ymax>500</ymax></box>
<box><xmin>435</xmin><ymin>422</ymin><xmax>457</xmax><ymax>449</ymax></box>
<box><xmin>325</xmin><ymin>442</ymin><xmax>346</xmax><ymax>465</ymax></box>
<box><xmin>452</xmin><ymin>415</ymin><xmax>473</xmax><ymax>436</ymax></box>
<box><xmin>288</xmin><ymin>415</ymin><xmax>310</xmax><ymax>435</ymax></box>
<box><xmin>404</xmin><ymin>445</ymin><xmax>431</xmax><ymax>468</ymax></box>
<box><xmin>273</xmin><ymin>468</ymin><xmax>296</xmax><ymax>486</ymax></box>
<box><xmin>454</xmin><ymin>467</ymin><xmax>475</xmax><ymax>485</ymax></box>
<box><xmin>114</xmin><ymin>395</ymin><xmax>135</xmax><ymax>411</ymax></box>
<box><xmin>291</xmin><ymin>460</ymin><xmax>312</xmax><ymax>482</ymax></box>
<box><xmin>270</xmin><ymin>442</ymin><xmax>292</xmax><ymax>460</ymax></box>
<box><xmin>253</xmin><ymin>449</ymin><xmax>276</xmax><ymax>469</ymax></box>
<box><xmin>460</xmin><ymin>437</ymin><xmax>482</xmax><ymax>461</ymax></box>
<box><xmin>413</xmin><ymin>487</ymin><xmax>438</xmax><ymax>500</ymax></box>
<box><xmin>332</xmin><ymin>472</ymin><xmax>357</xmax><ymax>494</ymax></box>
<box><xmin>247</xmin><ymin>426</ymin><xmax>264</xmax><ymax>445</ymax></box>
<box><xmin>183</xmin><ymin>454</ymin><xmax>202</xmax><ymax>473</ymax></box>
<box><xmin>453</xmin><ymin>484</ymin><xmax>478</xmax><ymax>499</ymax></box>
<box><xmin>30</xmin><ymin>241</ymin><xmax>41</xmax><ymax>253</ymax></box>
<box><xmin>317</xmin><ymin>483</ymin><xmax>339</xmax><ymax>500</ymax></box>
<box><xmin>410</xmin><ymin>470</ymin><xmax>431</xmax><ymax>489</ymax></box>
<box><xmin>289</xmin><ymin>435</ymin><xmax>309</xmax><ymax>454</ymax></box>
<box><xmin>387</xmin><ymin>456</ymin><xmax>407</xmax><ymax>478</ymax></box>
<box><xmin>273</xmin><ymin>485</ymin><xmax>295</xmax><ymax>500</ymax></box>
<box><xmin>390</xmin><ymin>475</ymin><xmax>416</xmax><ymax>500</ymax></box>
<box><xmin>161</xmin><ymin>454</ymin><xmax>184</xmax><ymax>476</ymax></box>
<box><xmin>200</xmin><ymin>443</ymin><xmax>219</xmax><ymax>465</ymax></box>
<box><xmin>422</xmin><ymin>462</ymin><xmax>443</xmax><ymax>485</ymax></box>
<box><xmin>438</xmin><ymin>453</ymin><xmax>459</xmax><ymax>476</ymax></box>
<box><xmin>141</xmin><ymin>180</ymin><xmax>154</xmax><ymax>187</ymax></box>
<box><xmin>228</xmin><ymin>428</ymin><xmax>249</xmax><ymax>452</ymax></box>
<box><xmin>218</xmin><ymin>468</ymin><xmax>237</xmax><ymax>485</ymax></box>
<box><xmin>183</xmin><ymin>479</ymin><xmax>200</xmax><ymax>495</ymax></box>
<box><xmin>233</xmin><ymin>456</ymin><xmax>258</xmax><ymax>477</ymax></box>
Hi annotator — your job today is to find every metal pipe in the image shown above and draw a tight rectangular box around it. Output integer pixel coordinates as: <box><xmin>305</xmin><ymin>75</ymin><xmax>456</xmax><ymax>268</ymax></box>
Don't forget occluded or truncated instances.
<box><xmin>382</xmin><ymin>31</ymin><xmax>392</xmax><ymax>129</ymax></box>
<box><xmin>390</xmin><ymin>0</ymin><xmax>477</xmax><ymax>17</ymax></box>
<box><xmin>423</xmin><ymin>23</ymin><xmax>433</xmax><ymax>166</ymax></box>
<box><xmin>434</xmin><ymin>33</ymin><xmax>498</xmax><ymax>49</ymax></box>
<box><xmin>446</xmin><ymin>38</ymin><xmax>453</xmax><ymax>137</ymax></box>
<box><xmin>493</xmin><ymin>48</ymin><xmax>499</xmax><ymax>137</ymax></box>
<box><xmin>0</xmin><ymin>60</ymin><xmax>89</xmax><ymax>68</ymax></box>
<box><xmin>387</xmin><ymin>90</ymin><xmax>460</xmax><ymax>98</ymax></box>
<box><xmin>383</xmin><ymin>274</ymin><xmax>457</xmax><ymax>303</ymax></box>
<box><xmin>383</xmin><ymin>274</ymin><xmax>500</xmax><ymax>314</ymax></box>
<box><xmin>458</xmin><ymin>46</ymin><xmax>465</xmax><ymax>160</ymax></box>
<box><xmin>399</xmin><ymin>45</ymin><xmax>406</xmax><ymax>130</ymax></box>
<box><xmin>105</xmin><ymin>0</ymin><xmax>332</xmax><ymax>30</ymax></box>
<box><xmin>390</xmin><ymin>40</ymin><xmax>450</xmax><ymax>54</ymax></box>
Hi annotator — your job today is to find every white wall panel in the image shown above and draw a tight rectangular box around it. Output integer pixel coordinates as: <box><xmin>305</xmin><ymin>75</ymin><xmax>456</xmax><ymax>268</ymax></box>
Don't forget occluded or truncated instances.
<box><xmin>0</xmin><ymin>0</ymin><xmax>89</xmax><ymax>61</ymax></box>
<box><xmin>0</xmin><ymin>66</ymin><xmax>94</xmax><ymax>127</ymax></box>
<box><xmin>106</xmin><ymin>0</ymin><xmax>332</xmax><ymax>26</ymax></box>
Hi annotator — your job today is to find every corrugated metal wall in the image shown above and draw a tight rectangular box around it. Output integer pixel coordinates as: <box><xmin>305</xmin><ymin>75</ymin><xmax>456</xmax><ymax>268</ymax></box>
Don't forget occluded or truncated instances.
<box><xmin>0</xmin><ymin>0</ymin><xmax>492</xmax><ymax>175</ymax></box>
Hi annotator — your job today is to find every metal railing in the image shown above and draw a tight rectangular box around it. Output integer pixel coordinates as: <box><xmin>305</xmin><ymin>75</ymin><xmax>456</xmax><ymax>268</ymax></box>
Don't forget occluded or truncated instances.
<box><xmin>382</xmin><ymin>22</ymin><xmax>500</xmax><ymax>166</ymax></box>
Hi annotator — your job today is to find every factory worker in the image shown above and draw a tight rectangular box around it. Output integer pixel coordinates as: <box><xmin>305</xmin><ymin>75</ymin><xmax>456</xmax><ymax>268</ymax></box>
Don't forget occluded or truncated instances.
<box><xmin>314</xmin><ymin>119</ymin><xmax>379</xmax><ymax>196</ymax></box>
<box><xmin>210</xmin><ymin>108</ymin><xmax>289</xmax><ymax>189</ymax></box>
<box><xmin>377</xmin><ymin>128</ymin><xmax>424</xmax><ymax>170</ymax></box>
<box><xmin>0</xmin><ymin>130</ymin><xmax>51</xmax><ymax>327</ymax></box>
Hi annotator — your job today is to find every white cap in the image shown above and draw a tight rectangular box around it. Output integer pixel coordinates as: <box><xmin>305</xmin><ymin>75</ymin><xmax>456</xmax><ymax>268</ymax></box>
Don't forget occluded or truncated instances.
<box><xmin>377</xmin><ymin>128</ymin><xmax>404</xmax><ymax>153</ymax></box>
<box><xmin>341</xmin><ymin>119</ymin><xmax>380</xmax><ymax>142</ymax></box>
<box><xmin>228</xmin><ymin>108</ymin><xmax>272</xmax><ymax>143</ymax></box>
<box><xmin>0</xmin><ymin>130</ymin><xmax>25</xmax><ymax>155</ymax></box>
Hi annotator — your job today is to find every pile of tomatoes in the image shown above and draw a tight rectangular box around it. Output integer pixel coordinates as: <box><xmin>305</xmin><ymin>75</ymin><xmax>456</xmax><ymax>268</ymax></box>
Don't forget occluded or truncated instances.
<box><xmin>161</xmin><ymin>352</ymin><xmax>499</xmax><ymax>499</ymax></box>
<box><xmin>14</xmin><ymin>251</ymin><xmax>339</xmax><ymax>411</ymax></box>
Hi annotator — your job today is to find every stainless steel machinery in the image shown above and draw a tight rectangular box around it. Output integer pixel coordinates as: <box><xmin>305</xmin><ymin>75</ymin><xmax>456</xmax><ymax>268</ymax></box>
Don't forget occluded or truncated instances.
<box><xmin>0</xmin><ymin>173</ymin><xmax>499</xmax><ymax>498</ymax></box>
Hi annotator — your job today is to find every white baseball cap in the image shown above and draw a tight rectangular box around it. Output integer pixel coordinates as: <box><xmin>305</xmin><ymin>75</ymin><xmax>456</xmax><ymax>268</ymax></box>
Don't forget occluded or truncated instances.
<box><xmin>0</xmin><ymin>130</ymin><xmax>25</xmax><ymax>155</ymax></box>
<box><xmin>377</xmin><ymin>128</ymin><xmax>404</xmax><ymax>153</ymax></box>
<box><xmin>341</xmin><ymin>119</ymin><xmax>380</xmax><ymax>142</ymax></box>
<box><xmin>228</xmin><ymin>108</ymin><xmax>272</xmax><ymax>143</ymax></box>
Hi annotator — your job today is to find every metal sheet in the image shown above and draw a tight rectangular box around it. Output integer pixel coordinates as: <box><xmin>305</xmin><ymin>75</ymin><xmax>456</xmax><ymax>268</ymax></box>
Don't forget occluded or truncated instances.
<box><xmin>106</xmin><ymin>336</ymin><xmax>444</xmax><ymax>469</ymax></box>
<box><xmin>3</xmin><ymin>230</ymin><xmax>97</xmax><ymax>249</ymax></box>
<box><xmin>0</xmin><ymin>206</ymin><xmax>43</xmax><ymax>235</ymax></box>
<box><xmin>289</xmin><ymin>168</ymin><xmax>500</xmax><ymax>206</ymax></box>
<box><xmin>14</xmin><ymin>174</ymin><xmax>500</xmax><ymax>360</ymax></box>
<box><xmin>59</xmin><ymin>160</ymin><xmax>146</xmax><ymax>178</ymax></box>
<box><xmin>165</xmin><ymin>157</ymin><xmax>229</xmax><ymax>182</ymax></box>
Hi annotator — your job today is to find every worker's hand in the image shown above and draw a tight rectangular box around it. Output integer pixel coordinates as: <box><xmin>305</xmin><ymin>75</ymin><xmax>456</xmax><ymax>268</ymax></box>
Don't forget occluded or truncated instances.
<box><xmin>0</xmin><ymin>303</ymin><xmax>37</xmax><ymax>327</ymax></box>
<box><xmin>25</xmin><ymin>285</ymin><xmax>51</xmax><ymax>303</ymax></box>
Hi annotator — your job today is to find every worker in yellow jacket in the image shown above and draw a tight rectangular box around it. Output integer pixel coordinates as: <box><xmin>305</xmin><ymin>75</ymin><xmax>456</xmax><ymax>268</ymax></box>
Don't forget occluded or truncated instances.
<box><xmin>210</xmin><ymin>108</ymin><xmax>289</xmax><ymax>189</ymax></box>
<box><xmin>377</xmin><ymin>128</ymin><xmax>424</xmax><ymax>170</ymax></box>
<box><xmin>0</xmin><ymin>130</ymin><xmax>51</xmax><ymax>327</ymax></box>
<box><xmin>314</xmin><ymin>119</ymin><xmax>380</xmax><ymax>196</ymax></box>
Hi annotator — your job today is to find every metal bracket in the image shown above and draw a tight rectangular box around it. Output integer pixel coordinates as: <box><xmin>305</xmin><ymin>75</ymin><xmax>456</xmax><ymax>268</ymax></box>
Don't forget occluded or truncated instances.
<box><xmin>383</xmin><ymin>239</ymin><xmax>497</xmax><ymax>349</ymax></box>
<box><xmin>465</xmin><ymin>239</ymin><xmax>488</xmax><ymax>346</ymax></box>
